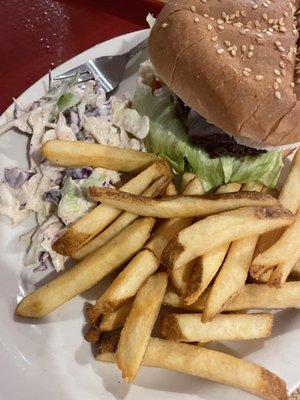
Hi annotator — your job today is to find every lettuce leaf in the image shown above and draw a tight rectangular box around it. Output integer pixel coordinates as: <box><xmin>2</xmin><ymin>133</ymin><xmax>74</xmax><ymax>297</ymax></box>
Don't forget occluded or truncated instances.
<box><xmin>133</xmin><ymin>84</ymin><xmax>283</xmax><ymax>192</ymax></box>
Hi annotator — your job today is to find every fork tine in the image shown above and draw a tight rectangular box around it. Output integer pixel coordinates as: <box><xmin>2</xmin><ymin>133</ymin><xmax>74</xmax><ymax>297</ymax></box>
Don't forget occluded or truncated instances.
<box><xmin>54</xmin><ymin>63</ymin><xmax>92</xmax><ymax>81</ymax></box>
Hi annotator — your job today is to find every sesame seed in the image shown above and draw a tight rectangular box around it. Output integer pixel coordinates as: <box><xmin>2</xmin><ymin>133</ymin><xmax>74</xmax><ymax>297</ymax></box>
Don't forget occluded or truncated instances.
<box><xmin>256</xmin><ymin>37</ymin><xmax>263</xmax><ymax>44</ymax></box>
<box><xmin>268</xmin><ymin>19</ymin><xmax>274</xmax><ymax>24</ymax></box>
<box><xmin>273</xmin><ymin>82</ymin><xmax>279</xmax><ymax>90</ymax></box>
<box><xmin>241</xmin><ymin>10</ymin><xmax>246</xmax><ymax>17</ymax></box>
<box><xmin>252</xmin><ymin>4</ymin><xmax>258</xmax><ymax>9</ymax></box>
<box><xmin>249</xmin><ymin>44</ymin><xmax>254</xmax><ymax>51</ymax></box>
<box><xmin>201</xmin><ymin>0</ymin><xmax>207</xmax><ymax>3</ymax></box>
<box><xmin>232</xmin><ymin>45</ymin><xmax>238</xmax><ymax>51</ymax></box>
<box><xmin>243</xmin><ymin>70</ymin><xmax>250</xmax><ymax>77</ymax></box>
<box><xmin>262</xmin><ymin>13</ymin><xmax>268</xmax><ymax>20</ymax></box>
<box><xmin>274</xmin><ymin>69</ymin><xmax>281</xmax><ymax>76</ymax></box>
<box><xmin>224</xmin><ymin>40</ymin><xmax>231</xmax><ymax>47</ymax></box>
<box><xmin>212</xmin><ymin>35</ymin><xmax>218</xmax><ymax>42</ymax></box>
<box><xmin>276</xmin><ymin>77</ymin><xmax>282</xmax><ymax>84</ymax></box>
<box><xmin>274</xmin><ymin>91</ymin><xmax>281</xmax><ymax>100</ymax></box>
<box><xmin>266</xmin><ymin>31</ymin><xmax>273</xmax><ymax>36</ymax></box>
<box><xmin>231</xmin><ymin>49</ymin><xmax>237</xmax><ymax>56</ymax></box>
<box><xmin>268</xmin><ymin>27</ymin><xmax>274</xmax><ymax>32</ymax></box>
<box><xmin>263</xmin><ymin>2</ymin><xmax>269</xmax><ymax>7</ymax></box>
<box><xmin>241</xmin><ymin>45</ymin><xmax>247</xmax><ymax>52</ymax></box>
<box><xmin>278</xmin><ymin>46</ymin><xmax>285</xmax><ymax>52</ymax></box>
<box><xmin>283</xmin><ymin>11</ymin><xmax>288</xmax><ymax>17</ymax></box>
<box><xmin>210</xmin><ymin>16</ymin><xmax>215</xmax><ymax>21</ymax></box>
<box><xmin>233</xmin><ymin>22</ymin><xmax>243</xmax><ymax>28</ymax></box>
<box><xmin>162</xmin><ymin>23</ymin><xmax>168</xmax><ymax>28</ymax></box>
<box><xmin>207</xmin><ymin>24</ymin><xmax>213</xmax><ymax>30</ymax></box>
<box><xmin>218</xmin><ymin>25</ymin><xmax>225</xmax><ymax>30</ymax></box>
<box><xmin>255</xmin><ymin>75</ymin><xmax>264</xmax><ymax>81</ymax></box>
<box><xmin>293</xmin><ymin>29</ymin><xmax>298</xmax><ymax>36</ymax></box>
<box><xmin>281</xmin><ymin>70</ymin><xmax>286</xmax><ymax>76</ymax></box>
<box><xmin>240</xmin><ymin>29</ymin><xmax>246</xmax><ymax>35</ymax></box>
<box><xmin>256</xmin><ymin>33</ymin><xmax>263</xmax><ymax>38</ymax></box>
<box><xmin>204</xmin><ymin>13</ymin><xmax>209</xmax><ymax>18</ymax></box>
<box><xmin>279</xmin><ymin>61</ymin><xmax>285</xmax><ymax>68</ymax></box>
<box><xmin>255</xmin><ymin>20</ymin><xmax>260</xmax><ymax>27</ymax></box>
<box><xmin>222</xmin><ymin>11</ymin><xmax>227</xmax><ymax>18</ymax></box>
<box><xmin>194</xmin><ymin>17</ymin><xmax>200</xmax><ymax>23</ymax></box>
<box><xmin>235</xmin><ymin>11</ymin><xmax>240</xmax><ymax>17</ymax></box>
<box><xmin>275</xmin><ymin>40</ymin><xmax>282</xmax><ymax>46</ymax></box>
<box><xmin>217</xmin><ymin>48</ymin><xmax>225</xmax><ymax>54</ymax></box>
<box><xmin>248</xmin><ymin>51</ymin><xmax>254</xmax><ymax>58</ymax></box>
<box><xmin>279</xmin><ymin>26</ymin><xmax>287</xmax><ymax>32</ymax></box>
<box><xmin>291</xmin><ymin>82</ymin><xmax>295</xmax><ymax>88</ymax></box>
<box><xmin>191</xmin><ymin>5</ymin><xmax>196</xmax><ymax>12</ymax></box>
<box><xmin>217</xmin><ymin>19</ymin><xmax>223</xmax><ymax>24</ymax></box>
<box><xmin>244</xmin><ymin>67</ymin><xmax>251</xmax><ymax>72</ymax></box>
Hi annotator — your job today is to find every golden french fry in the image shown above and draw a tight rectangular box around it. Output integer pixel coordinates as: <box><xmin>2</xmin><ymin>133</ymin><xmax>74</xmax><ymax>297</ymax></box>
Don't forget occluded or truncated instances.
<box><xmin>164</xmin><ymin>282</ymin><xmax>300</xmax><ymax>311</ymax></box>
<box><xmin>89</xmin><ymin>188</ymin><xmax>279</xmax><ymax>218</ymax></box>
<box><xmin>165</xmin><ymin>181</ymin><xmax>177</xmax><ymax>196</ymax></box>
<box><xmin>15</xmin><ymin>218</ymin><xmax>155</xmax><ymax>318</ymax></box>
<box><xmin>184</xmin><ymin>246</ymin><xmax>229</xmax><ymax>305</ymax></box>
<box><xmin>97</xmin><ymin>337</ymin><xmax>287</xmax><ymax>400</ymax></box>
<box><xmin>215</xmin><ymin>182</ymin><xmax>242</xmax><ymax>193</ymax></box>
<box><xmin>251</xmin><ymin>149</ymin><xmax>300</xmax><ymax>276</ymax></box>
<box><xmin>42</xmin><ymin>140</ymin><xmax>158</xmax><ymax>171</ymax></box>
<box><xmin>268</xmin><ymin>255</ymin><xmax>299</xmax><ymax>287</ymax></box>
<box><xmin>184</xmin><ymin>183</ymin><xmax>242</xmax><ymax>305</ymax></box>
<box><xmin>162</xmin><ymin>207</ymin><xmax>293</xmax><ymax>271</ymax></box>
<box><xmin>99</xmin><ymin>302</ymin><xmax>132</xmax><ymax>332</ymax></box>
<box><xmin>71</xmin><ymin>176</ymin><xmax>170</xmax><ymax>260</ymax></box>
<box><xmin>252</xmin><ymin>209</ymin><xmax>300</xmax><ymax>269</ymax></box>
<box><xmin>145</xmin><ymin>216</ymin><xmax>193</xmax><ymax>259</ymax></box>
<box><xmin>242</xmin><ymin>182</ymin><xmax>264</xmax><ymax>192</ymax></box>
<box><xmin>116</xmin><ymin>273</ymin><xmax>168</xmax><ymax>382</ymax></box>
<box><xmin>180</xmin><ymin>172</ymin><xmax>196</xmax><ymax>193</ymax></box>
<box><xmin>183</xmin><ymin>176</ymin><xmax>204</xmax><ymax>195</ymax></box>
<box><xmin>53</xmin><ymin>162</ymin><xmax>170</xmax><ymax>256</ymax></box>
<box><xmin>169</xmin><ymin>260</ymin><xmax>195</xmax><ymax>296</ymax></box>
<box><xmin>290</xmin><ymin>258</ymin><xmax>300</xmax><ymax>280</ymax></box>
<box><xmin>161</xmin><ymin>313</ymin><xmax>273</xmax><ymax>342</ymax></box>
<box><xmin>93</xmin><ymin>250</ymin><xmax>160</xmax><ymax>314</ymax></box>
<box><xmin>203</xmin><ymin>236</ymin><xmax>258</xmax><ymax>321</ymax></box>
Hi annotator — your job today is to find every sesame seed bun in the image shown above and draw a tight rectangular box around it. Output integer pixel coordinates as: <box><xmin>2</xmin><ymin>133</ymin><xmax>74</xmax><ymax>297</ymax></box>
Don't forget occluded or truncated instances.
<box><xmin>148</xmin><ymin>0</ymin><xmax>300</xmax><ymax>146</ymax></box>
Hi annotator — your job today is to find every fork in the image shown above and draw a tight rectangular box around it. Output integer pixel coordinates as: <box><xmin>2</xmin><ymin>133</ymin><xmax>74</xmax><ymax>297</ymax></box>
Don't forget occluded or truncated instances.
<box><xmin>54</xmin><ymin>38</ymin><xmax>148</xmax><ymax>93</ymax></box>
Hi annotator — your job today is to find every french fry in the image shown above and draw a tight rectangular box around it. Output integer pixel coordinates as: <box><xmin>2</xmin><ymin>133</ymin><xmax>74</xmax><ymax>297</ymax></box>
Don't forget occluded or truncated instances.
<box><xmin>97</xmin><ymin>337</ymin><xmax>287</xmax><ymax>400</ymax></box>
<box><xmin>169</xmin><ymin>260</ymin><xmax>195</xmax><ymax>296</ymax></box>
<box><xmin>116</xmin><ymin>273</ymin><xmax>168</xmax><ymax>382</ymax></box>
<box><xmin>164</xmin><ymin>282</ymin><xmax>300</xmax><ymax>311</ymax></box>
<box><xmin>53</xmin><ymin>162</ymin><xmax>170</xmax><ymax>256</ymax></box>
<box><xmin>184</xmin><ymin>183</ymin><xmax>241</xmax><ymax>305</ymax></box>
<box><xmin>71</xmin><ymin>176</ymin><xmax>170</xmax><ymax>260</ymax></box>
<box><xmin>203</xmin><ymin>236</ymin><xmax>258</xmax><ymax>321</ymax></box>
<box><xmin>168</xmin><ymin>179</ymin><xmax>204</xmax><ymax>295</ymax></box>
<box><xmin>89</xmin><ymin>188</ymin><xmax>279</xmax><ymax>218</ymax></box>
<box><xmin>162</xmin><ymin>207</ymin><xmax>293</xmax><ymax>271</ymax></box>
<box><xmin>99</xmin><ymin>302</ymin><xmax>132</xmax><ymax>332</ymax></box>
<box><xmin>251</xmin><ymin>149</ymin><xmax>300</xmax><ymax>277</ymax></box>
<box><xmin>165</xmin><ymin>181</ymin><xmax>178</xmax><ymax>196</ymax></box>
<box><xmin>42</xmin><ymin>140</ymin><xmax>158</xmax><ymax>171</ymax></box>
<box><xmin>92</xmin><ymin>250</ymin><xmax>160</xmax><ymax>314</ymax></box>
<box><xmin>290</xmin><ymin>258</ymin><xmax>300</xmax><ymax>280</ymax></box>
<box><xmin>252</xmin><ymin>209</ymin><xmax>300</xmax><ymax>269</ymax></box>
<box><xmin>161</xmin><ymin>313</ymin><xmax>273</xmax><ymax>342</ymax></box>
<box><xmin>183</xmin><ymin>176</ymin><xmax>204</xmax><ymax>195</ymax></box>
<box><xmin>180</xmin><ymin>172</ymin><xmax>196</xmax><ymax>193</ymax></box>
<box><xmin>215</xmin><ymin>182</ymin><xmax>242</xmax><ymax>193</ymax></box>
<box><xmin>268</xmin><ymin>258</ymin><xmax>298</xmax><ymax>287</ymax></box>
<box><xmin>201</xmin><ymin>183</ymin><xmax>263</xmax><ymax>320</ymax></box>
<box><xmin>15</xmin><ymin>218</ymin><xmax>155</xmax><ymax>318</ymax></box>
<box><xmin>184</xmin><ymin>247</ymin><xmax>229</xmax><ymax>305</ymax></box>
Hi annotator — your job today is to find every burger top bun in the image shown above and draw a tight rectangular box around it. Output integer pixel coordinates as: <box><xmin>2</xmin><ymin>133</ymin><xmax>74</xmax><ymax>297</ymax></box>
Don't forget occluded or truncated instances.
<box><xmin>148</xmin><ymin>0</ymin><xmax>300</xmax><ymax>146</ymax></box>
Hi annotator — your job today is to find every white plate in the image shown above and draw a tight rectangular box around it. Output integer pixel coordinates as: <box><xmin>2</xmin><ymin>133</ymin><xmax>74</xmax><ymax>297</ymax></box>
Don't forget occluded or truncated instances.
<box><xmin>0</xmin><ymin>30</ymin><xmax>299</xmax><ymax>400</ymax></box>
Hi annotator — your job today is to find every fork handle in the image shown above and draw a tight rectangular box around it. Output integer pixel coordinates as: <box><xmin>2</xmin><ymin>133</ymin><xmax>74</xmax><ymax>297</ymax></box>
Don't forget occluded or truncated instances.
<box><xmin>126</xmin><ymin>38</ymin><xmax>148</xmax><ymax>60</ymax></box>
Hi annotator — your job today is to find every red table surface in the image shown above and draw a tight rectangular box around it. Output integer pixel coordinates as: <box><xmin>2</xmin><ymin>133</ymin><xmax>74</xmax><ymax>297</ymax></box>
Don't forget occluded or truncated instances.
<box><xmin>0</xmin><ymin>0</ymin><xmax>163</xmax><ymax>113</ymax></box>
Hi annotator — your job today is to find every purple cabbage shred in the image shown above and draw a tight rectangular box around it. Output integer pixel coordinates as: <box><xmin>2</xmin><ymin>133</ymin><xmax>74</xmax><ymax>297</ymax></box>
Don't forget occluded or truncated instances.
<box><xmin>33</xmin><ymin>251</ymin><xmax>49</xmax><ymax>272</ymax></box>
<box><xmin>42</xmin><ymin>189</ymin><xmax>62</xmax><ymax>205</ymax></box>
<box><xmin>4</xmin><ymin>167</ymin><xmax>34</xmax><ymax>190</ymax></box>
<box><xmin>66</xmin><ymin>167</ymin><xmax>93</xmax><ymax>180</ymax></box>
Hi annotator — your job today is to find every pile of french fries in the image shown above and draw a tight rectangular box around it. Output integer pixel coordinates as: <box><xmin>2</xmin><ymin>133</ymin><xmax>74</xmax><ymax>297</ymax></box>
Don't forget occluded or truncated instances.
<box><xmin>16</xmin><ymin>140</ymin><xmax>300</xmax><ymax>400</ymax></box>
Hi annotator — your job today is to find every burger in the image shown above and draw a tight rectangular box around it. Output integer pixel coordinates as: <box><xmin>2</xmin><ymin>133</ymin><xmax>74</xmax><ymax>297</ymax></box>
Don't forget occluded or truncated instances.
<box><xmin>133</xmin><ymin>0</ymin><xmax>300</xmax><ymax>192</ymax></box>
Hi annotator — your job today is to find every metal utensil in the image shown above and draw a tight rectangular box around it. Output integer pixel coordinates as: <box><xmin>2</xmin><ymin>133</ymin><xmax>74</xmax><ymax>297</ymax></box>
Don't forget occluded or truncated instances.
<box><xmin>54</xmin><ymin>38</ymin><xmax>148</xmax><ymax>93</ymax></box>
